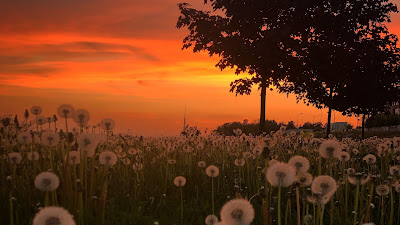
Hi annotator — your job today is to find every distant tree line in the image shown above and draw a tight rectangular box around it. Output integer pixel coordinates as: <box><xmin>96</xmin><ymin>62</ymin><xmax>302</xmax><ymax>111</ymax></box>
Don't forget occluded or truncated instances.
<box><xmin>366</xmin><ymin>114</ymin><xmax>400</xmax><ymax>128</ymax></box>
<box><xmin>214</xmin><ymin>120</ymin><xmax>325</xmax><ymax>136</ymax></box>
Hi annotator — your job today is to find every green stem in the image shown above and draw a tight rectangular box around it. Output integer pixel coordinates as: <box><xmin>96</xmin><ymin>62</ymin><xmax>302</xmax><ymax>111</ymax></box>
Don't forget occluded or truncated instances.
<box><xmin>212</xmin><ymin>177</ymin><xmax>215</xmax><ymax>215</ymax></box>
<box><xmin>9</xmin><ymin>192</ymin><xmax>13</xmax><ymax>225</ymax></box>
<box><xmin>278</xmin><ymin>186</ymin><xmax>282</xmax><ymax>225</ymax></box>
<box><xmin>180</xmin><ymin>187</ymin><xmax>183</xmax><ymax>225</ymax></box>
<box><xmin>353</xmin><ymin>184</ymin><xmax>359</xmax><ymax>225</ymax></box>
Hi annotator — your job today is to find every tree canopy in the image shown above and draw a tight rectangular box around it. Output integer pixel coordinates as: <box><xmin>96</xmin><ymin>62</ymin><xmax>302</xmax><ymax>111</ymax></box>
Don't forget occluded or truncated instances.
<box><xmin>177</xmin><ymin>0</ymin><xmax>399</xmax><ymax>137</ymax></box>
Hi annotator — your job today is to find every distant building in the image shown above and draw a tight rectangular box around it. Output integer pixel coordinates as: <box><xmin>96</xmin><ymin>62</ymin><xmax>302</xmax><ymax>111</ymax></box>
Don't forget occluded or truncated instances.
<box><xmin>386</xmin><ymin>102</ymin><xmax>400</xmax><ymax>115</ymax></box>
<box><xmin>331</xmin><ymin>122</ymin><xmax>348</xmax><ymax>132</ymax></box>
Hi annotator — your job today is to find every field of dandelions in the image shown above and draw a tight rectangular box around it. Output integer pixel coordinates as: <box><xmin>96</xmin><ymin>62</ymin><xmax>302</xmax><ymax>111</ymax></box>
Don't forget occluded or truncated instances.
<box><xmin>1</xmin><ymin>105</ymin><xmax>400</xmax><ymax>225</ymax></box>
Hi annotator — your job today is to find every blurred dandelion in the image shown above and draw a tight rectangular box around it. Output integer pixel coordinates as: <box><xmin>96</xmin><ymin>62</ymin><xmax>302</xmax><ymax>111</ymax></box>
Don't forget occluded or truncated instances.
<box><xmin>57</xmin><ymin>104</ymin><xmax>74</xmax><ymax>133</ymax></box>
<box><xmin>99</xmin><ymin>151</ymin><xmax>117</xmax><ymax>166</ymax></box>
<box><xmin>41</xmin><ymin>131</ymin><xmax>60</xmax><ymax>147</ymax></box>
<box><xmin>319</xmin><ymin>140</ymin><xmax>341</xmax><ymax>159</ymax></box>
<box><xmin>220</xmin><ymin>198</ymin><xmax>254</xmax><ymax>225</ymax></box>
<box><xmin>31</xmin><ymin>106</ymin><xmax>42</xmax><ymax>116</ymax></box>
<box><xmin>32</xmin><ymin>206</ymin><xmax>75</xmax><ymax>225</ymax></box>
<box><xmin>8</xmin><ymin>152</ymin><xmax>22</xmax><ymax>164</ymax></box>
<box><xmin>205</xmin><ymin>215</ymin><xmax>219</xmax><ymax>225</ymax></box>
<box><xmin>34</xmin><ymin>172</ymin><xmax>60</xmax><ymax>192</ymax></box>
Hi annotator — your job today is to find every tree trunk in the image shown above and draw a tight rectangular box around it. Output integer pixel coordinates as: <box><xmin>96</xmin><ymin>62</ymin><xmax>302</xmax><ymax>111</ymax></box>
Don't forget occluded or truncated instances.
<box><xmin>326</xmin><ymin>107</ymin><xmax>332</xmax><ymax>138</ymax></box>
<box><xmin>326</xmin><ymin>88</ymin><xmax>333</xmax><ymax>138</ymax></box>
<box><xmin>259</xmin><ymin>79</ymin><xmax>267</xmax><ymax>134</ymax></box>
<box><xmin>361</xmin><ymin>114</ymin><xmax>366</xmax><ymax>140</ymax></box>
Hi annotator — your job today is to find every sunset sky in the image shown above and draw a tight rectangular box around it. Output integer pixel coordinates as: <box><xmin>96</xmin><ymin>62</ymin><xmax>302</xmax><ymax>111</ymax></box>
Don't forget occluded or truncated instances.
<box><xmin>1</xmin><ymin>0</ymin><xmax>399</xmax><ymax>136</ymax></box>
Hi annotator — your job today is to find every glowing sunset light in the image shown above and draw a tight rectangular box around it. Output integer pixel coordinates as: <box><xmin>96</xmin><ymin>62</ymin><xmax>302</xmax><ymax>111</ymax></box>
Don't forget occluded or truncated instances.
<box><xmin>1</xmin><ymin>0</ymin><xmax>399</xmax><ymax>135</ymax></box>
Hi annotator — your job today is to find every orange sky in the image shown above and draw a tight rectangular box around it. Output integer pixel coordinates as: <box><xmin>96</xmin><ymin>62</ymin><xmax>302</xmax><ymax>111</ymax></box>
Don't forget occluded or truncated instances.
<box><xmin>0</xmin><ymin>0</ymin><xmax>399</xmax><ymax>135</ymax></box>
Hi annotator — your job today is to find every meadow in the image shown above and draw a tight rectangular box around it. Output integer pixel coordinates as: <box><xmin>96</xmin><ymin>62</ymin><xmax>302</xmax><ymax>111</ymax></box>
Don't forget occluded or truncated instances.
<box><xmin>1</xmin><ymin>105</ymin><xmax>400</xmax><ymax>225</ymax></box>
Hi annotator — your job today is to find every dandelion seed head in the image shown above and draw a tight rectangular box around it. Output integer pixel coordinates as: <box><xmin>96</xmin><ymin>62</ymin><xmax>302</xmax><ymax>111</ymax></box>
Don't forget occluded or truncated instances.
<box><xmin>307</xmin><ymin>193</ymin><xmax>330</xmax><ymax>205</ymax></box>
<box><xmin>266</xmin><ymin>162</ymin><xmax>296</xmax><ymax>187</ymax></box>
<box><xmin>34</xmin><ymin>172</ymin><xmax>60</xmax><ymax>192</ymax></box>
<box><xmin>77</xmin><ymin>133</ymin><xmax>97</xmax><ymax>157</ymax></box>
<box><xmin>57</xmin><ymin>104</ymin><xmax>74</xmax><ymax>119</ymax></box>
<box><xmin>288</xmin><ymin>156</ymin><xmax>310</xmax><ymax>174</ymax></box>
<box><xmin>311</xmin><ymin>175</ymin><xmax>337</xmax><ymax>197</ymax></box>
<box><xmin>41</xmin><ymin>132</ymin><xmax>60</xmax><ymax>147</ymax></box>
<box><xmin>33</xmin><ymin>206</ymin><xmax>75</xmax><ymax>225</ymax></box>
<box><xmin>17</xmin><ymin>131</ymin><xmax>32</xmax><ymax>144</ymax></box>
<box><xmin>205</xmin><ymin>215</ymin><xmax>219</xmax><ymax>225</ymax></box>
<box><xmin>65</xmin><ymin>151</ymin><xmax>80</xmax><ymax>165</ymax></box>
<box><xmin>174</xmin><ymin>176</ymin><xmax>186</xmax><ymax>187</ymax></box>
<box><xmin>73</xmin><ymin>109</ymin><xmax>90</xmax><ymax>126</ymax></box>
<box><xmin>297</xmin><ymin>173</ymin><xmax>313</xmax><ymax>187</ymax></box>
<box><xmin>99</xmin><ymin>151</ymin><xmax>117</xmax><ymax>166</ymax></box>
<box><xmin>363</xmin><ymin>154</ymin><xmax>377</xmax><ymax>164</ymax></box>
<box><xmin>376</xmin><ymin>184</ymin><xmax>390</xmax><ymax>196</ymax></box>
<box><xmin>338</xmin><ymin>151</ymin><xmax>350</xmax><ymax>161</ymax></box>
<box><xmin>198</xmin><ymin>161</ymin><xmax>206</xmax><ymax>168</ymax></box>
<box><xmin>8</xmin><ymin>152</ymin><xmax>22</xmax><ymax>164</ymax></box>
<box><xmin>28</xmin><ymin>151</ymin><xmax>40</xmax><ymax>161</ymax></box>
<box><xmin>31</xmin><ymin>106</ymin><xmax>42</xmax><ymax>116</ymax></box>
<box><xmin>206</xmin><ymin>165</ymin><xmax>220</xmax><ymax>177</ymax></box>
<box><xmin>319</xmin><ymin>140</ymin><xmax>341</xmax><ymax>159</ymax></box>
<box><xmin>220</xmin><ymin>199</ymin><xmax>254</xmax><ymax>225</ymax></box>
<box><xmin>100</xmin><ymin>118</ymin><xmax>115</xmax><ymax>131</ymax></box>
<box><xmin>234</xmin><ymin>159</ymin><xmax>245</xmax><ymax>167</ymax></box>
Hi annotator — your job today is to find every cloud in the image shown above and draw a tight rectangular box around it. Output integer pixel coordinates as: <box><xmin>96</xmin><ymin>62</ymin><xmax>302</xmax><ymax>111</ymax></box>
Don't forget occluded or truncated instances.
<box><xmin>0</xmin><ymin>0</ymin><xmax>189</xmax><ymax>39</ymax></box>
<box><xmin>0</xmin><ymin>41</ymin><xmax>159</xmax><ymax>76</ymax></box>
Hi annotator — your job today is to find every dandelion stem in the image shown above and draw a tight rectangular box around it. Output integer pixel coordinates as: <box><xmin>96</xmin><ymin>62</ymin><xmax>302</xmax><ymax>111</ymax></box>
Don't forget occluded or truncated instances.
<box><xmin>180</xmin><ymin>186</ymin><xmax>183</xmax><ymax>225</ymax></box>
<box><xmin>296</xmin><ymin>186</ymin><xmax>301</xmax><ymax>225</ymax></box>
<box><xmin>389</xmin><ymin>187</ymin><xmax>394</xmax><ymax>225</ymax></box>
<box><xmin>9</xmin><ymin>191</ymin><xmax>13</xmax><ymax>225</ymax></box>
<box><xmin>212</xmin><ymin>177</ymin><xmax>215</xmax><ymax>215</ymax></box>
<box><xmin>278</xmin><ymin>186</ymin><xmax>282</xmax><ymax>225</ymax></box>
<box><xmin>353</xmin><ymin>184</ymin><xmax>359</xmax><ymax>225</ymax></box>
<box><xmin>320</xmin><ymin>205</ymin><xmax>325</xmax><ymax>225</ymax></box>
<box><xmin>380</xmin><ymin>196</ymin><xmax>384</xmax><ymax>225</ymax></box>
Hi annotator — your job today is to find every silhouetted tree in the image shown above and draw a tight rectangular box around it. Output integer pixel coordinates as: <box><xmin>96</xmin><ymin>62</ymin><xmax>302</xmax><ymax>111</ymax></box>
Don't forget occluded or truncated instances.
<box><xmin>278</xmin><ymin>0</ymin><xmax>398</xmax><ymax>138</ymax></box>
<box><xmin>286</xmin><ymin>121</ymin><xmax>296</xmax><ymax>130</ymax></box>
<box><xmin>177</xmin><ymin>1</ymin><xmax>307</xmax><ymax>134</ymax></box>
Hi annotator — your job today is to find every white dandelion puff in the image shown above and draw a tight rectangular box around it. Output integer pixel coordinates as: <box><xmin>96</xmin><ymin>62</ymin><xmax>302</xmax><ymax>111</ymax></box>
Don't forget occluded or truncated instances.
<box><xmin>34</xmin><ymin>172</ymin><xmax>60</xmax><ymax>192</ymax></box>
<box><xmin>376</xmin><ymin>184</ymin><xmax>390</xmax><ymax>196</ymax></box>
<box><xmin>206</xmin><ymin>165</ymin><xmax>220</xmax><ymax>177</ymax></box>
<box><xmin>266</xmin><ymin>162</ymin><xmax>296</xmax><ymax>187</ymax></box>
<box><xmin>363</xmin><ymin>154</ymin><xmax>377</xmax><ymax>164</ymax></box>
<box><xmin>174</xmin><ymin>176</ymin><xmax>186</xmax><ymax>187</ymax></box>
<box><xmin>73</xmin><ymin>109</ymin><xmax>90</xmax><ymax>126</ymax></box>
<box><xmin>220</xmin><ymin>198</ymin><xmax>254</xmax><ymax>225</ymax></box>
<box><xmin>99</xmin><ymin>151</ymin><xmax>118</xmax><ymax>166</ymax></box>
<box><xmin>311</xmin><ymin>175</ymin><xmax>337</xmax><ymax>197</ymax></box>
<box><xmin>318</xmin><ymin>140</ymin><xmax>341</xmax><ymax>159</ymax></box>
<box><xmin>198</xmin><ymin>161</ymin><xmax>206</xmax><ymax>168</ymax></box>
<box><xmin>41</xmin><ymin>131</ymin><xmax>60</xmax><ymax>147</ymax></box>
<box><xmin>57</xmin><ymin>104</ymin><xmax>74</xmax><ymax>119</ymax></box>
<box><xmin>205</xmin><ymin>215</ymin><xmax>219</xmax><ymax>225</ymax></box>
<box><xmin>17</xmin><ymin>131</ymin><xmax>32</xmax><ymax>144</ymax></box>
<box><xmin>100</xmin><ymin>118</ymin><xmax>115</xmax><ymax>131</ymax></box>
<box><xmin>65</xmin><ymin>151</ymin><xmax>80</xmax><ymax>165</ymax></box>
<box><xmin>8</xmin><ymin>152</ymin><xmax>22</xmax><ymax>164</ymax></box>
<box><xmin>77</xmin><ymin>133</ymin><xmax>97</xmax><ymax>157</ymax></box>
<box><xmin>27</xmin><ymin>152</ymin><xmax>40</xmax><ymax>161</ymax></box>
<box><xmin>31</xmin><ymin>106</ymin><xmax>42</xmax><ymax>116</ymax></box>
<box><xmin>288</xmin><ymin>156</ymin><xmax>310</xmax><ymax>174</ymax></box>
<box><xmin>33</xmin><ymin>206</ymin><xmax>75</xmax><ymax>225</ymax></box>
<box><xmin>297</xmin><ymin>173</ymin><xmax>313</xmax><ymax>187</ymax></box>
